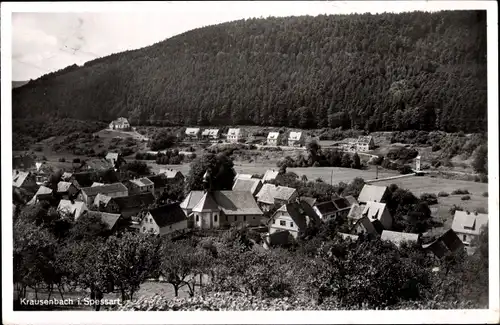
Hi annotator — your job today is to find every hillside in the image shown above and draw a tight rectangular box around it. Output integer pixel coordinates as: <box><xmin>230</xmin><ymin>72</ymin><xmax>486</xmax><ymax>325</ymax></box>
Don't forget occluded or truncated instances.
<box><xmin>12</xmin><ymin>80</ymin><xmax>29</xmax><ymax>89</ymax></box>
<box><xmin>12</xmin><ymin>11</ymin><xmax>487</xmax><ymax>133</ymax></box>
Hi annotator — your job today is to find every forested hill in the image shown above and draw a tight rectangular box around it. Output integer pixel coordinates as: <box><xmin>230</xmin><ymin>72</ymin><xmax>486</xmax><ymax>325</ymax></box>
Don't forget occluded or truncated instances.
<box><xmin>12</xmin><ymin>11</ymin><xmax>487</xmax><ymax>133</ymax></box>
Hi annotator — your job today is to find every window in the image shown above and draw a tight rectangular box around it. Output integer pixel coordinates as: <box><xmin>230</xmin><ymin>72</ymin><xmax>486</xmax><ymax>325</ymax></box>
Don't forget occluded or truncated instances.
<box><xmin>290</xmin><ymin>222</ymin><xmax>294</xmax><ymax>228</ymax></box>
<box><xmin>150</xmin><ymin>218</ymin><xmax>152</xmax><ymax>224</ymax></box>
<box><xmin>214</xmin><ymin>214</ymin><xmax>218</xmax><ymax>222</ymax></box>
<box><xmin>463</xmin><ymin>234</ymin><xmax>467</xmax><ymax>241</ymax></box>
<box><xmin>196</xmin><ymin>215</ymin><xmax>199</xmax><ymax>222</ymax></box>
<box><xmin>280</xmin><ymin>220</ymin><xmax>286</xmax><ymax>226</ymax></box>
<box><xmin>243</xmin><ymin>216</ymin><xmax>246</xmax><ymax>221</ymax></box>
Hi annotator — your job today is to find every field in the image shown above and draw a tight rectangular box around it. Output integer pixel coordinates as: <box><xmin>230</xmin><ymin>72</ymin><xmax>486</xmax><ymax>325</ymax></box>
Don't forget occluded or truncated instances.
<box><xmin>373</xmin><ymin>176</ymin><xmax>489</xmax><ymax>230</ymax></box>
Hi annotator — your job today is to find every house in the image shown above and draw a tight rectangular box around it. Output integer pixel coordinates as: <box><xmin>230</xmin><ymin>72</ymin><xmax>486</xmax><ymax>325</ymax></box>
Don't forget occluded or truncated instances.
<box><xmin>227</xmin><ymin>128</ymin><xmax>244</xmax><ymax>143</ymax></box>
<box><xmin>105</xmin><ymin>152</ymin><xmax>121</xmax><ymax>167</ymax></box>
<box><xmin>345</xmin><ymin>195</ymin><xmax>359</xmax><ymax>206</ymax></box>
<box><xmin>69</xmin><ymin>170</ymin><xmax>118</xmax><ymax>189</ymax></box>
<box><xmin>255</xmin><ymin>184</ymin><xmax>298</xmax><ymax>212</ymax></box>
<box><xmin>85</xmin><ymin>211</ymin><xmax>124</xmax><ymax>232</ymax></box>
<box><xmin>12</xmin><ymin>170</ymin><xmax>37</xmax><ymax>190</ymax></box>
<box><xmin>57</xmin><ymin>181</ymin><xmax>79</xmax><ymax>199</ymax></box>
<box><xmin>185</xmin><ymin>128</ymin><xmax>201</xmax><ymax>140</ymax></box>
<box><xmin>140</xmin><ymin>203</ymin><xmax>188</xmax><ymax>236</ymax></box>
<box><xmin>27</xmin><ymin>186</ymin><xmax>53</xmax><ymax>205</ymax></box>
<box><xmin>267</xmin><ymin>132</ymin><xmax>281</xmax><ymax>146</ymax></box>
<box><xmin>91</xmin><ymin>182</ymin><xmax>105</xmax><ymax>187</ymax></box>
<box><xmin>234</xmin><ymin>173</ymin><xmax>253</xmax><ymax>180</ymax></box>
<box><xmin>381</xmin><ymin>230</ymin><xmax>420</xmax><ymax>248</ymax></box>
<box><xmin>232</xmin><ymin>178</ymin><xmax>263</xmax><ymax>197</ymax></box>
<box><xmin>109</xmin><ymin>117</ymin><xmax>130</xmax><ymax>130</ymax></box>
<box><xmin>191</xmin><ymin>191</ymin><xmax>263</xmax><ymax>229</ymax></box>
<box><xmin>300</xmin><ymin>196</ymin><xmax>317</xmax><ymax>207</ymax></box>
<box><xmin>57</xmin><ymin>199</ymin><xmax>88</xmax><ymax>220</ymax></box>
<box><xmin>147</xmin><ymin>175</ymin><xmax>169</xmax><ymax>198</ymax></box>
<box><xmin>421</xmin><ymin>229</ymin><xmax>464</xmax><ymax>258</ymax></box>
<box><xmin>287</xmin><ymin>131</ymin><xmax>305</xmax><ymax>147</ymax></box>
<box><xmin>262</xmin><ymin>169</ymin><xmax>280</xmax><ymax>183</ymax></box>
<box><xmin>84</xmin><ymin>158</ymin><xmax>115</xmax><ymax>172</ymax></box>
<box><xmin>80</xmin><ymin>183</ymin><xmax>128</xmax><ymax>205</ymax></box>
<box><xmin>359</xmin><ymin>201</ymin><xmax>392</xmax><ymax>230</ymax></box>
<box><xmin>128</xmin><ymin>177</ymin><xmax>154</xmax><ymax>195</ymax></box>
<box><xmin>351</xmin><ymin>215</ymin><xmax>383</xmax><ymax>236</ymax></box>
<box><xmin>342</xmin><ymin>141</ymin><xmax>357</xmax><ymax>153</ymax></box>
<box><xmin>201</xmin><ymin>129</ymin><xmax>220</xmax><ymax>140</ymax></box>
<box><xmin>357</xmin><ymin>184</ymin><xmax>389</xmax><ymax>204</ymax></box>
<box><xmin>100</xmin><ymin>192</ymin><xmax>156</xmax><ymax>218</ymax></box>
<box><xmin>268</xmin><ymin>200</ymin><xmax>321</xmax><ymax>239</ymax></box>
<box><xmin>356</xmin><ymin>136</ymin><xmax>375</xmax><ymax>152</ymax></box>
<box><xmin>451</xmin><ymin>211</ymin><xmax>488</xmax><ymax>246</ymax></box>
<box><xmin>180</xmin><ymin>190</ymin><xmax>205</xmax><ymax>216</ymax></box>
<box><xmin>61</xmin><ymin>172</ymin><xmax>73</xmax><ymax>182</ymax></box>
<box><xmin>159</xmin><ymin>168</ymin><xmax>185</xmax><ymax>183</ymax></box>
<box><xmin>313</xmin><ymin>197</ymin><xmax>352</xmax><ymax>221</ymax></box>
<box><xmin>93</xmin><ymin>193</ymin><xmax>114</xmax><ymax>210</ymax></box>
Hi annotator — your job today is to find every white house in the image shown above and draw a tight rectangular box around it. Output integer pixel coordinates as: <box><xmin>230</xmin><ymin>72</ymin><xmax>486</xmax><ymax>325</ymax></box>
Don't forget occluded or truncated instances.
<box><xmin>232</xmin><ymin>178</ymin><xmax>263</xmax><ymax>197</ymax></box>
<box><xmin>267</xmin><ymin>132</ymin><xmax>281</xmax><ymax>146</ymax></box>
<box><xmin>128</xmin><ymin>177</ymin><xmax>155</xmax><ymax>195</ymax></box>
<box><xmin>288</xmin><ymin>131</ymin><xmax>305</xmax><ymax>147</ymax></box>
<box><xmin>381</xmin><ymin>230</ymin><xmax>420</xmax><ymax>247</ymax></box>
<box><xmin>357</xmin><ymin>184</ymin><xmax>389</xmax><ymax>204</ymax></box>
<box><xmin>140</xmin><ymin>203</ymin><xmax>188</xmax><ymax>236</ymax></box>
<box><xmin>262</xmin><ymin>169</ymin><xmax>280</xmax><ymax>183</ymax></box>
<box><xmin>185</xmin><ymin>128</ymin><xmax>201</xmax><ymax>140</ymax></box>
<box><xmin>356</xmin><ymin>136</ymin><xmax>375</xmax><ymax>152</ymax></box>
<box><xmin>268</xmin><ymin>201</ymin><xmax>321</xmax><ymax>239</ymax></box>
<box><xmin>256</xmin><ymin>183</ymin><xmax>298</xmax><ymax>212</ymax></box>
<box><xmin>180</xmin><ymin>190</ymin><xmax>205</xmax><ymax>216</ymax></box>
<box><xmin>451</xmin><ymin>211</ymin><xmax>488</xmax><ymax>246</ymax></box>
<box><xmin>105</xmin><ymin>152</ymin><xmax>120</xmax><ymax>167</ymax></box>
<box><xmin>360</xmin><ymin>201</ymin><xmax>392</xmax><ymax>230</ymax></box>
<box><xmin>109</xmin><ymin>117</ymin><xmax>130</xmax><ymax>130</ymax></box>
<box><xmin>227</xmin><ymin>128</ymin><xmax>244</xmax><ymax>143</ymax></box>
<box><xmin>80</xmin><ymin>183</ymin><xmax>129</xmax><ymax>205</ymax></box>
<box><xmin>201</xmin><ymin>129</ymin><xmax>220</xmax><ymax>140</ymax></box>
<box><xmin>57</xmin><ymin>199</ymin><xmax>88</xmax><ymax>221</ymax></box>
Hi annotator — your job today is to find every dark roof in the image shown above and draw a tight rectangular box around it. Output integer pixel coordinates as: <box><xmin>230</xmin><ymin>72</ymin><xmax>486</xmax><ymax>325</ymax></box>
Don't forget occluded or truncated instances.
<box><xmin>112</xmin><ymin>192</ymin><xmax>156</xmax><ymax>210</ymax></box>
<box><xmin>147</xmin><ymin>175</ymin><xmax>168</xmax><ymax>188</ymax></box>
<box><xmin>82</xmin><ymin>183</ymin><xmax>128</xmax><ymax>197</ymax></box>
<box><xmin>315</xmin><ymin>201</ymin><xmax>337</xmax><ymax>215</ymax></box>
<box><xmin>332</xmin><ymin>197</ymin><xmax>350</xmax><ymax>210</ymax></box>
<box><xmin>213</xmin><ymin>191</ymin><xmax>263</xmax><ymax>216</ymax></box>
<box><xmin>149</xmin><ymin>203</ymin><xmax>187</xmax><ymax>228</ymax></box>
<box><xmin>72</xmin><ymin>170</ymin><xmax>118</xmax><ymax>188</ymax></box>
<box><xmin>86</xmin><ymin>211</ymin><xmax>122</xmax><ymax>229</ymax></box>
<box><xmin>301</xmin><ymin>196</ymin><xmax>317</xmax><ymax>207</ymax></box>
<box><xmin>275</xmin><ymin>200</ymin><xmax>320</xmax><ymax>231</ymax></box>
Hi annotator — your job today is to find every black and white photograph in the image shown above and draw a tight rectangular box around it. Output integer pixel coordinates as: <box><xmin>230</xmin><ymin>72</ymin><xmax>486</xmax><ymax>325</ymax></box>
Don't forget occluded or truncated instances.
<box><xmin>1</xmin><ymin>1</ymin><xmax>498</xmax><ymax>323</ymax></box>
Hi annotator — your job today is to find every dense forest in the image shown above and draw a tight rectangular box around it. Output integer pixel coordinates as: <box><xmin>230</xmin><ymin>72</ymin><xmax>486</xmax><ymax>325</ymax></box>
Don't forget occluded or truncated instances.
<box><xmin>12</xmin><ymin>11</ymin><xmax>486</xmax><ymax>133</ymax></box>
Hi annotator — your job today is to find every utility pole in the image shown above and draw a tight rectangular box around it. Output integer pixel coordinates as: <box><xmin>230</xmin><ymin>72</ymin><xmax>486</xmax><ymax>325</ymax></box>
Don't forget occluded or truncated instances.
<box><xmin>331</xmin><ymin>169</ymin><xmax>334</xmax><ymax>185</ymax></box>
<box><xmin>376</xmin><ymin>165</ymin><xmax>379</xmax><ymax>179</ymax></box>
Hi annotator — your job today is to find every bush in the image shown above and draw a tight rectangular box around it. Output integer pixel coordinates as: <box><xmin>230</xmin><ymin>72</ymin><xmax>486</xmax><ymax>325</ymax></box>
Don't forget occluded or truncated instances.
<box><xmin>420</xmin><ymin>193</ymin><xmax>438</xmax><ymax>205</ymax></box>
<box><xmin>73</xmin><ymin>158</ymin><xmax>81</xmax><ymax>163</ymax></box>
<box><xmin>437</xmin><ymin>191</ymin><xmax>449</xmax><ymax>197</ymax></box>
<box><xmin>452</xmin><ymin>189</ymin><xmax>470</xmax><ymax>195</ymax></box>
<box><xmin>482</xmin><ymin>192</ymin><xmax>488</xmax><ymax>197</ymax></box>
<box><xmin>431</xmin><ymin>144</ymin><xmax>441</xmax><ymax>152</ymax></box>
<box><xmin>398</xmin><ymin>165</ymin><xmax>414</xmax><ymax>175</ymax></box>
<box><xmin>58</xmin><ymin>157</ymin><xmax>66</xmax><ymax>162</ymax></box>
<box><xmin>461</xmin><ymin>195</ymin><xmax>471</xmax><ymax>201</ymax></box>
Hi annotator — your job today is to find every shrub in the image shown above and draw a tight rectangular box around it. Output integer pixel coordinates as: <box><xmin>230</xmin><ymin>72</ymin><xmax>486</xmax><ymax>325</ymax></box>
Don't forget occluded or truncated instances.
<box><xmin>437</xmin><ymin>191</ymin><xmax>449</xmax><ymax>197</ymax></box>
<box><xmin>482</xmin><ymin>192</ymin><xmax>488</xmax><ymax>197</ymax></box>
<box><xmin>315</xmin><ymin>178</ymin><xmax>324</xmax><ymax>183</ymax></box>
<box><xmin>449</xmin><ymin>205</ymin><xmax>464</xmax><ymax>215</ymax></box>
<box><xmin>73</xmin><ymin>158</ymin><xmax>81</xmax><ymax>163</ymax></box>
<box><xmin>398</xmin><ymin>165</ymin><xmax>414</xmax><ymax>175</ymax></box>
<box><xmin>431</xmin><ymin>144</ymin><xmax>441</xmax><ymax>152</ymax></box>
<box><xmin>452</xmin><ymin>189</ymin><xmax>470</xmax><ymax>195</ymax></box>
<box><xmin>420</xmin><ymin>193</ymin><xmax>438</xmax><ymax>205</ymax></box>
<box><xmin>475</xmin><ymin>207</ymin><xmax>487</xmax><ymax>214</ymax></box>
<box><xmin>461</xmin><ymin>195</ymin><xmax>471</xmax><ymax>201</ymax></box>
<box><xmin>58</xmin><ymin>157</ymin><xmax>66</xmax><ymax>162</ymax></box>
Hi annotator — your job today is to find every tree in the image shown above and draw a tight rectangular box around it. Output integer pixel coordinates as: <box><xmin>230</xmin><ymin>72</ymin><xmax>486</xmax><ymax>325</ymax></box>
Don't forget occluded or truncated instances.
<box><xmin>341</xmin><ymin>177</ymin><xmax>365</xmax><ymax>198</ymax></box>
<box><xmin>341</xmin><ymin>153</ymin><xmax>352</xmax><ymax>168</ymax></box>
<box><xmin>120</xmin><ymin>161</ymin><xmax>151</xmax><ymax>178</ymax></box>
<box><xmin>150</xmin><ymin>129</ymin><xmax>177</xmax><ymax>151</ymax></box>
<box><xmin>68</xmin><ymin>211</ymin><xmax>111</xmax><ymax>242</ymax></box>
<box><xmin>104</xmin><ymin>233</ymin><xmax>162</xmax><ymax>301</ymax></box>
<box><xmin>472</xmin><ymin>144</ymin><xmax>487</xmax><ymax>174</ymax></box>
<box><xmin>185</xmin><ymin>153</ymin><xmax>236</xmax><ymax>192</ymax></box>
<box><xmin>351</xmin><ymin>153</ymin><xmax>361</xmax><ymax>169</ymax></box>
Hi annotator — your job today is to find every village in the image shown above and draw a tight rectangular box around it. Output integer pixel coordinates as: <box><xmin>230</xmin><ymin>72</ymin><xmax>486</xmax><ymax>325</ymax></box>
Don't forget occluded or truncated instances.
<box><xmin>13</xmin><ymin>116</ymin><xmax>488</xmax><ymax>260</ymax></box>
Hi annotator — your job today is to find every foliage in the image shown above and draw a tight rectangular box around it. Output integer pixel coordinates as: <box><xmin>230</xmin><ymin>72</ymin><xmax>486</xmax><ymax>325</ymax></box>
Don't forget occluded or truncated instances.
<box><xmin>437</xmin><ymin>191</ymin><xmax>449</xmax><ymax>197</ymax></box>
<box><xmin>120</xmin><ymin>161</ymin><xmax>151</xmax><ymax>178</ymax></box>
<box><xmin>185</xmin><ymin>153</ymin><xmax>236</xmax><ymax>192</ymax></box>
<box><xmin>451</xmin><ymin>188</ymin><xmax>470</xmax><ymax>195</ymax></box>
<box><xmin>155</xmin><ymin>150</ymin><xmax>185</xmax><ymax>165</ymax></box>
<box><xmin>472</xmin><ymin>144</ymin><xmax>488</xmax><ymax>174</ymax></box>
<box><xmin>461</xmin><ymin>195</ymin><xmax>471</xmax><ymax>201</ymax></box>
<box><xmin>13</xmin><ymin>12</ymin><xmax>486</xmax><ymax>133</ymax></box>
<box><xmin>150</xmin><ymin>129</ymin><xmax>178</xmax><ymax>151</ymax></box>
<box><xmin>67</xmin><ymin>212</ymin><xmax>111</xmax><ymax>241</ymax></box>
<box><xmin>398</xmin><ymin>164</ymin><xmax>414</xmax><ymax>175</ymax></box>
<box><xmin>419</xmin><ymin>193</ymin><xmax>438</xmax><ymax>205</ymax></box>
<box><xmin>386</xmin><ymin>147</ymin><xmax>419</xmax><ymax>161</ymax></box>
<box><xmin>482</xmin><ymin>191</ymin><xmax>488</xmax><ymax>197</ymax></box>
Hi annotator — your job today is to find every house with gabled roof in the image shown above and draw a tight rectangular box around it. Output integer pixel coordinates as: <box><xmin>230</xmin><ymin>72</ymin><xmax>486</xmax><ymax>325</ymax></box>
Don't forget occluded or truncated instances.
<box><xmin>421</xmin><ymin>229</ymin><xmax>464</xmax><ymax>258</ymax></box>
<box><xmin>101</xmin><ymin>192</ymin><xmax>156</xmax><ymax>218</ymax></box>
<box><xmin>140</xmin><ymin>203</ymin><xmax>188</xmax><ymax>236</ymax></box>
<box><xmin>12</xmin><ymin>170</ymin><xmax>37</xmax><ymax>190</ymax></box>
<box><xmin>27</xmin><ymin>186</ymin><xmax>53</xmax><ymax>205</ymax></box>
<box><xmin>57</xmin><ymin>181</ymin><xmax>79</xmax><ymax>199</ymax></box>
<box><xmin>201</xmin><ymin>129</ymin><xmax>220</xmax><ymax>140</ymax></box>
<box><xmin>185</xmin><ymin>128</ymin><xmax>201</xmax><ymax>140</ymax></box>
<box><xmin>127</xmin><ymin>177</ymin><xmax>154</xmax><ymax>195</ymax></box>
<box><xmin>300</xmin><ymin>196</ymin><xmax>317</xmax><ymax>207</ymax></box>
<box><xmin>232</xmin><ymin>178</ymin><xmax>263</xmax><ymax>197</ymax></box>
<box><xmin>80</xmin><ymin>183</ymin><xmax>128</xmax><ymax>205</ymax></box>
<box><xmin>267</xmin><ymin>132</ymin><xmax>281</xmax><ymax>146</ymax></box>
<box><xmin>109</xmin><ymin>117</ymin><xmax>130</xmax><ymax>130</ymax></box>
<box><xmin>262</xmin><ymin>169</ymin><xmax>280</xmax><ymax>183</ymax></box>
<box><xmin>360</xmin><ymin>201</ymin><xmax>392</xmax><ymax>230</ymax></box>
<box><xmin>255</xmin><ymin>183</ymin><xmax>298</xmax><ymax>212</ymax></box>
<box><xmin>313</xmin><ymin>197</ymin><xmax>352</xmax><ymax>221</ymax></box>
<box><xmin>381</xmin><ymin>230</ymin><xmax>420</xmax><ymax>248</ymax></box>
<box><xmin>288</xmin><ymin>131</ymin><xmax>305</xmax><ymax>147</ymax></box>
<box><xmin>61</xmin><ymin>172</ymin><xmax>73</xmax><ymax>182</ymax></box>
<box><xmin>351</xmin><ymin>215</ymin><xmax>383</xmax><ymax>237</ymax></box>
<box><xmin>268</xmin><ymin>200</ymin><xmax>321</xmax><ymax>239</ymax></box>
<box><xmin>356</xmin><ymin>136</ymin><xmax>375</xmax><ymax>152</ymax></box>
<box><xmin>57</xmin><ymin>199</ymin><xmax>88</xmax><ymax>221</ymax></box>
<box><xmin>451</xmin><ymin>210</ymin><xmax>488</xmax><ymax>246</ymax></box>
<box><xmin>85</xmin><ymin>210</ymin><xmax>124</xmax><ymax>232</ymax></box>
<box><xmin>235</xmin><ymin>173</ymin><xmax>253</xmax><ymax>180</ymax></box>
<box><xmin>227</xmin><ymin>128</ymin><xmax>244</xmax><ymax>143</ymax></box>
<box><xmin>357</xmin><ymin>184</ymin><xmax>389</xmax><ymax>204</ymax></box>
<box><xmin>105</xmin><ymin>152</ymin><xmax>122</xmax><ymax>167</ymax></box>
<box><xmin>159</xmin><ymin>168</ymin><xmax>185</xmax><ymax>183</ymax></box>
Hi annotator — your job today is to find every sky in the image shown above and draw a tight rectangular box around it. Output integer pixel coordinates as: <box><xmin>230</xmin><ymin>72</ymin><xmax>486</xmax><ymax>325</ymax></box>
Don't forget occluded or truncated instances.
<box><xmin>8</xmin><ymin>1</ymin><xmax>460</xmax><ymax>81</ymax></box>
